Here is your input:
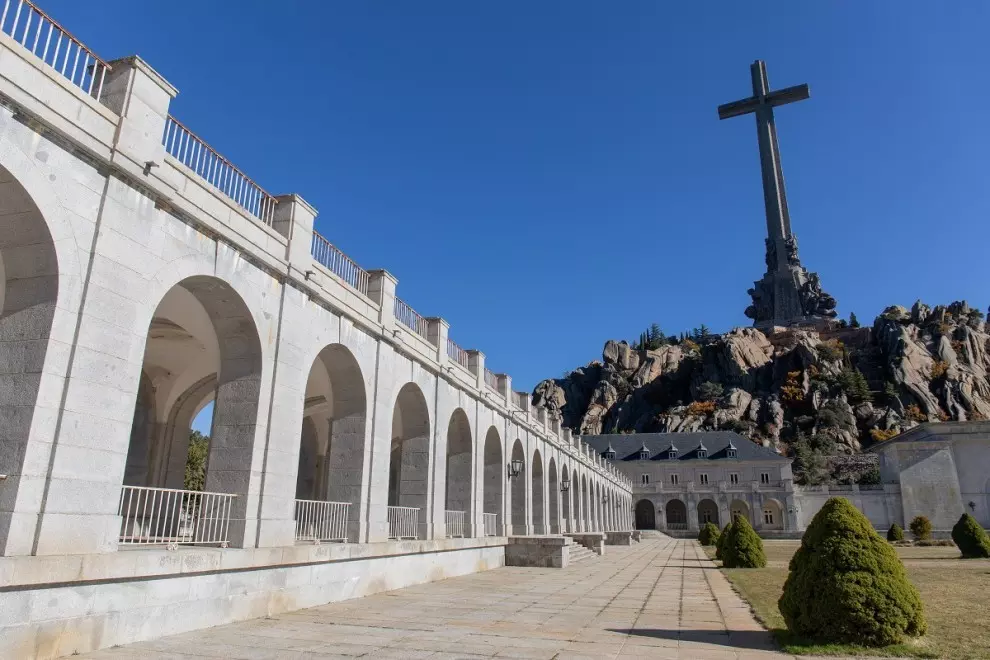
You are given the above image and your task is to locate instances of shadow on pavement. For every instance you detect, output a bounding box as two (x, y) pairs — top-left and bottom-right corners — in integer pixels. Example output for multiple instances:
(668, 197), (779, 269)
(610, 628), (777, 651)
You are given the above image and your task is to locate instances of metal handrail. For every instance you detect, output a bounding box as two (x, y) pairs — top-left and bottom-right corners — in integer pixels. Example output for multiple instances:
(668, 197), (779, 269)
(394, 297), (429, 338)
(311, 230), (370, 296)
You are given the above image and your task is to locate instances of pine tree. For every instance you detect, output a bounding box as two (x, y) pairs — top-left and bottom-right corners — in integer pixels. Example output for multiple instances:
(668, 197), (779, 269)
(849, 312), (860, 328)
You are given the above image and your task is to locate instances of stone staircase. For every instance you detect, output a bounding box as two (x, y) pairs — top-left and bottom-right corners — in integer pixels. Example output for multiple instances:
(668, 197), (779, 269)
(568, 543), (597, 565)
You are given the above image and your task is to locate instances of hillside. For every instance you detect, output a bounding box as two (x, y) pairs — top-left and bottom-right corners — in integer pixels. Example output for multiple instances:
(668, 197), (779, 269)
(531, 301), (990, 483)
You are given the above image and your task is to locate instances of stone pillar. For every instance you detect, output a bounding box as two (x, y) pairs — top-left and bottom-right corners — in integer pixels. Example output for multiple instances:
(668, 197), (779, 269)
(466, 350), (485, 391)
(498, 374), (512, 408)
(426, 317), (449, 366)
(103, 55), (178, 181)
(273, 194), (317, 273)
(367, 270), (398, 335)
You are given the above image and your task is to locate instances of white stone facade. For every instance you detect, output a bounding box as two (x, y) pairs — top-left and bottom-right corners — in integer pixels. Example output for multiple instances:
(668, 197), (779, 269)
(0, 12), (632, 658)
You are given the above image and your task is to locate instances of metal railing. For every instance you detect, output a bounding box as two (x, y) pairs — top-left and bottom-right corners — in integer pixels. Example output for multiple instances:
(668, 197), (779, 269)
(1, 0), (111, 102)
(666, 522), (688, 531)
(446, 337), (470, 370)
(484, 368), (499, 391)
(294, 499), (350, 543)
(311, 230), (370, 296)
(483, 512), (498, 536)
(445, 510), (467, 538)
(118, 485), (235, 548)
(163, 116), (277, 226)
(394, 297), (429, 338)
(387, 505), (419, 540)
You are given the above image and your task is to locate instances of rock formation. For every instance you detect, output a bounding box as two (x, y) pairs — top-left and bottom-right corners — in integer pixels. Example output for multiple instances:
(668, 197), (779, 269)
(532, 300), (990, 483)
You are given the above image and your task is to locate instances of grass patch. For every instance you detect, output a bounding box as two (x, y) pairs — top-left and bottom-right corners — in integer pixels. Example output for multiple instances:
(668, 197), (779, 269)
(715, 540), (990, 659)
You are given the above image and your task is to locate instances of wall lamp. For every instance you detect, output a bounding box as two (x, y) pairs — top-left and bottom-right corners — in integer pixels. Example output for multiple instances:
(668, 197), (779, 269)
(507, 458), (524, 479)
(560, 474), (570, 492)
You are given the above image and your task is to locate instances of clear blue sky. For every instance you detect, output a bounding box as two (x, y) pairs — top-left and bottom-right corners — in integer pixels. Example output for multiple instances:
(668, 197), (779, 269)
(45, 1), (990, 435)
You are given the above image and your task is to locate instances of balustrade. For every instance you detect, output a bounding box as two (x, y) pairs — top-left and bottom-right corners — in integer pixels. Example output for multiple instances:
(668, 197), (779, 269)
(484, 368), (499, 391)
(446, 337), (470, 370)
(394, 297), (429, 338)
(311, 230), (370, 295)
(118, 486), (235, 548)
(294, 499), (350, 543)
(387, 506), (419, 540)
(445, 510), (467, 538)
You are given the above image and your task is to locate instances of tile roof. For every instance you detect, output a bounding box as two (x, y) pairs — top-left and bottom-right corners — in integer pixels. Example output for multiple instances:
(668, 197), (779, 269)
(580, 432), (787, 462)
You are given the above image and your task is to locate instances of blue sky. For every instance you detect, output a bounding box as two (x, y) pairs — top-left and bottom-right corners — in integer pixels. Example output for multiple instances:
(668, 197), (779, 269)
(42, 2), (990, 432)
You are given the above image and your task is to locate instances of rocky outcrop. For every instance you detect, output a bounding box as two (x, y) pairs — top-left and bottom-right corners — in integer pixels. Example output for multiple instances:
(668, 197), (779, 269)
(533, 300), (990, 480)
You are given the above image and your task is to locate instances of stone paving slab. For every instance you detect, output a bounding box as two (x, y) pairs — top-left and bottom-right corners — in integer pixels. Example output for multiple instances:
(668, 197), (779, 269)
(80, 538), (806, 659)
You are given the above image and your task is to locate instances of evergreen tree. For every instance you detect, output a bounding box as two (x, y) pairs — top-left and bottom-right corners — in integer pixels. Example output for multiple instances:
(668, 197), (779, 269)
(849, 312), (860, 328)
(721, 515), (766, 568)
(887, 523), (904, 542)
(951, 513), (990, 558)
(184, 430), (210, 491)
(838, 368), (872, 403)
(698, 522), (720, 546)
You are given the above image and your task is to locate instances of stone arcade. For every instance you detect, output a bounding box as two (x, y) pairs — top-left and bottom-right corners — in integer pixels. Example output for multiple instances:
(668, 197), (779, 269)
(0, 6), (632, 657)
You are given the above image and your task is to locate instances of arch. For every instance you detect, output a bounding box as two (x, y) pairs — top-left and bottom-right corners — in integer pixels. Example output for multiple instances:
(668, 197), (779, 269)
(444, 408), (473, 537)
(665, 499), (687, 529)
(388, 382), (431, 539)
(482, 426), (503, 534)
(635, 499), (656, 530)
(762, 498), (783, 531)
(697, 498), (719, 527)
(560, 465), (571, 533)
(531, 448), (545, 534)
(730, 499), (751, 525)
(0, 166), (59, 550)
(581, 474), (590, 531)
(510, 440), (526, 534)
(123, 275), (264, 547)
(548, 457), (559, 534)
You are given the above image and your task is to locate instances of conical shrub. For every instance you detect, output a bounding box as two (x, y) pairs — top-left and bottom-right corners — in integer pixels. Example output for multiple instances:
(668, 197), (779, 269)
(721, 515), (766, 568)
(715, 520), (733, 561)
(698, 522), (720, 546)
(951, 513), (990, 558)
(779, 497), (926, 646)
(886, 523), (904, 542)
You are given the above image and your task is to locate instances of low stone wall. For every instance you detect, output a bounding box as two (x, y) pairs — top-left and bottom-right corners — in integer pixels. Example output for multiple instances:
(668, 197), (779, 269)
(565, 532), (606, 555)
(504, 536), (570, 568)
(0, 538), (506, 659)
(605, 531), (633, 546)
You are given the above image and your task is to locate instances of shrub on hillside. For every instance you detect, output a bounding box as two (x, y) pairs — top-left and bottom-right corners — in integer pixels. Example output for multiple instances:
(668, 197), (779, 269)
(951, 513), (990, 558)
(698, 522), (720, 546)
(715, 521), (733, 561)
(779, 498), (926, 646)
(686, 400), (717, 416)
(886, 523), (904, 542)
(721, 515), (766, 568)
(909, 515), (932, 541)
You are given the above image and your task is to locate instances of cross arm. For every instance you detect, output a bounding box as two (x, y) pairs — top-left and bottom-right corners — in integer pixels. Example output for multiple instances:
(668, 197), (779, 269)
(766, 83), (810, 108)
(717, 96), (759, 120)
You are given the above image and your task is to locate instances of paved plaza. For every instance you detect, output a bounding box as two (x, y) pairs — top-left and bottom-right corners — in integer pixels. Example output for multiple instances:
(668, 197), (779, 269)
(80, 537), (803, 660)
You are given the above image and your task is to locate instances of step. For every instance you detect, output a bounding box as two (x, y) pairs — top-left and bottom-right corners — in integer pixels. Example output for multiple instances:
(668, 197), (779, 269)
(568, 545), (597, 564)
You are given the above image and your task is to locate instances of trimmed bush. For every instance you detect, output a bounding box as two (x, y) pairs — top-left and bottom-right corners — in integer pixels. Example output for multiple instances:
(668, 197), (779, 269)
(715, 521), (733, 561)
(721, 515), (766, 568)
(698, 522), (720, 546)
(909, 515), (932, 541)
(886, 523), (904, 542)
(779, 498), (926, 646)
(951, 513), (990, 558)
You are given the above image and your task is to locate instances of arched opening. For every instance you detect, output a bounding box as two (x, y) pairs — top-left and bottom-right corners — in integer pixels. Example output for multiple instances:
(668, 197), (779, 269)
(730, 499), (751, 525)
(510, 440), (526, 534)
(482, 427), (502, 535)
(548, 458), (559, 534)
(0, 166), (59, 552)
(635, 499), (655, 530)
(295, 343), (367, 542)
(388, 382), (431, 539)
(561, 465), (571, 533)
(444, 408), (473, 538)
(581, 474), (590, 531)
(531, 449), (545, 534)
(762, 499), (783, 531)
(665, 499), (687, 530)
(697, 498), (719, 527)
(122, 276), (264, 548)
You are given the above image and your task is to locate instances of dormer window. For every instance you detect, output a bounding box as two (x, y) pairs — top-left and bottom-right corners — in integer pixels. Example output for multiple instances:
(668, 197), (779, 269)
(667, 449), (677, 460)
(604, 450), (616, 460)
(639, 449), (650, 460)
(697, 447), (708, 459)
(727, 447), (737, 458)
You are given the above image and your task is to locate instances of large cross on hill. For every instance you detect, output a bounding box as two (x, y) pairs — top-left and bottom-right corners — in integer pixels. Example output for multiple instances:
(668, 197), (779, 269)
(718, 60), (808, 274)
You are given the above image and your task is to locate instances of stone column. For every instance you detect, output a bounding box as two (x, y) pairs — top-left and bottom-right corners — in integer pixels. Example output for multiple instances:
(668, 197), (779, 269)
(367, 270), (398, 335)
(466, 349), (485, 391)
(426, 317), (449, 366)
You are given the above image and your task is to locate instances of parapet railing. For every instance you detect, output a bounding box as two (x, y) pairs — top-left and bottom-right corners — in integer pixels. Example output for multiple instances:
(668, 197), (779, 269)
(444, 510), (467, 538)
(387, 505), (419, 540)
(118, 485), (235, 548)
(483, 512), (498, 536)
(0, 0), (111, 102)
(483, 368), (498, 391)
(446, 337), (470, 371)
(163, 115), (278, 226)
(394, 297), (429, 339)
(294, 499), (350, 543)
(311, 230), (370, 296)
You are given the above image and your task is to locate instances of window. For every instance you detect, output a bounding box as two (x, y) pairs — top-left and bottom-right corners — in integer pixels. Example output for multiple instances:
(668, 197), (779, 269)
(697, 448), (708, 459)
(727, 447), (737, 458)
(699, 474), (709, 485)
(760, 472), (771, 485)
(604, 450), (615, 459)
(763, 508), (775, 525)
(729, 473), (739, 485)
(639, 450), (650, 460)
(641, 474), (650, 485)
(669, 473), (679, 485)
(667, 449), (677, 460)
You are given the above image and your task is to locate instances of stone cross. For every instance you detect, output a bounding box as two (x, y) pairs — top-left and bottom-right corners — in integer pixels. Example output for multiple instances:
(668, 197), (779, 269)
(718, 60), (809, 273)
